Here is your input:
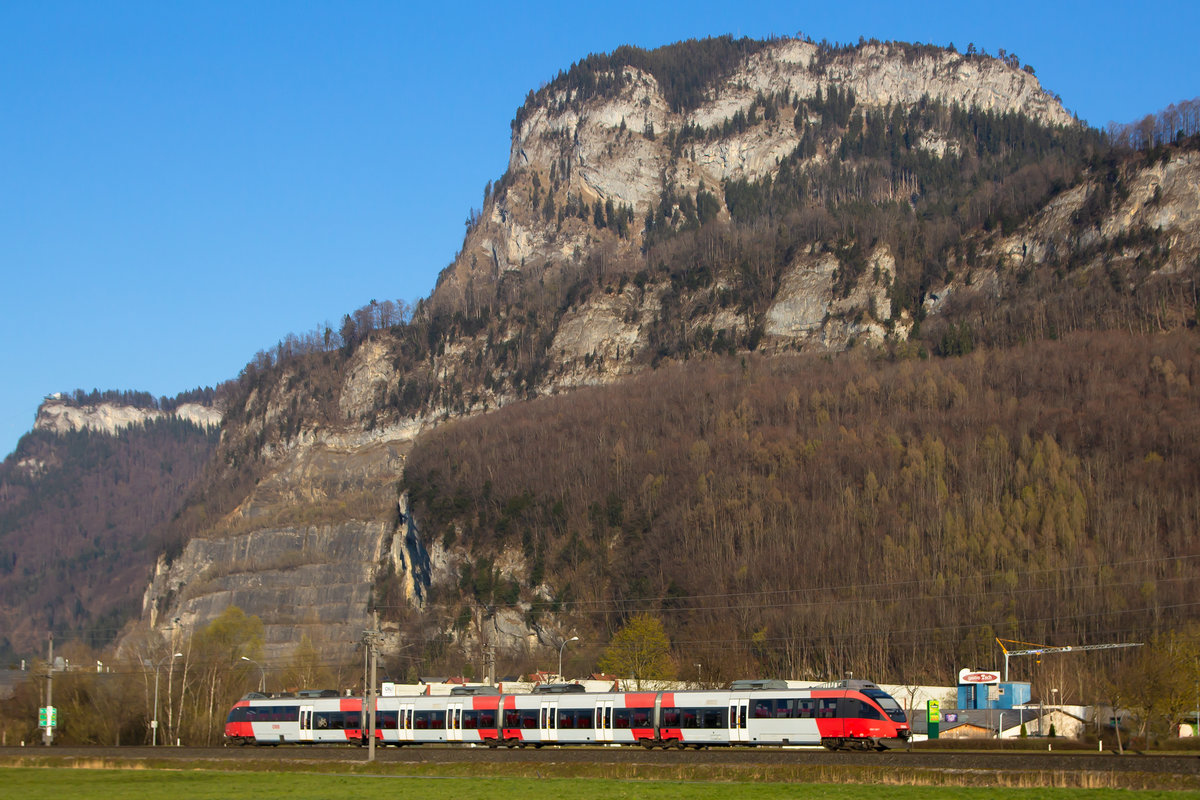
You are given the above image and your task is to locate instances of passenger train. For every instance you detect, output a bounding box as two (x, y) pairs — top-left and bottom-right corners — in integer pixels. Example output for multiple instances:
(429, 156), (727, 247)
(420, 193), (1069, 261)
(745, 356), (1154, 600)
(225, 679), (909, 751)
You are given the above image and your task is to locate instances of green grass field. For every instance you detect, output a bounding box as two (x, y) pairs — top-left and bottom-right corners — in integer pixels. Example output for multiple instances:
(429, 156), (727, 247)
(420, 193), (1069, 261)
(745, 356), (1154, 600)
(3, 770), (1199, 800)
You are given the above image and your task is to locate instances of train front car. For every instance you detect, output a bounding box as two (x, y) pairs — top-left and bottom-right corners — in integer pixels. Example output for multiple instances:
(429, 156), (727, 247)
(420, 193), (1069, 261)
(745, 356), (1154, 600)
(712, 679), (909, 750)
(817, 681), (910, 751)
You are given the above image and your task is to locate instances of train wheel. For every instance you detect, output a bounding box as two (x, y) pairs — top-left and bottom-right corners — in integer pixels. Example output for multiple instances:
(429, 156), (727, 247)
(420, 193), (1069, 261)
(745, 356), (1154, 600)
(821, 737), (843, 751)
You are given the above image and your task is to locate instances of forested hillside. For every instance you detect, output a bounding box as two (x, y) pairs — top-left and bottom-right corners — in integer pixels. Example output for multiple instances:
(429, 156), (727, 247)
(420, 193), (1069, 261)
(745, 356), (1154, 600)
(0, 419), (219, 661)
(399, 329), (1199, 689)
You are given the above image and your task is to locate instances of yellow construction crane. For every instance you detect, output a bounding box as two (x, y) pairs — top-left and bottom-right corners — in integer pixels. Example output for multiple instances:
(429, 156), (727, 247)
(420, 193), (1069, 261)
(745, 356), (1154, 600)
(995, 638), (1143, 681)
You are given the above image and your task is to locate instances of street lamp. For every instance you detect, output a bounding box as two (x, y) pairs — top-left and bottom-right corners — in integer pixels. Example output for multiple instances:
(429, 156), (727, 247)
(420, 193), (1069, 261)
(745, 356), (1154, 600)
(152, 653), (182, 746)
(241, 656), (266, 693)
(558, 636), (579, 681)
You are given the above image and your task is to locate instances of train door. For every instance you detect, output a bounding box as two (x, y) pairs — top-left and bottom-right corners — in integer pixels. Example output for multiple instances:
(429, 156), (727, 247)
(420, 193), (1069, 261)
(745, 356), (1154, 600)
(594, 700), (614, 743)
(729, 698), (749, 743)
(539, 701), (558, 743)
(447, 702), (464, 742)
(398, 703), (415, 742)
(298, 705), (314, 742)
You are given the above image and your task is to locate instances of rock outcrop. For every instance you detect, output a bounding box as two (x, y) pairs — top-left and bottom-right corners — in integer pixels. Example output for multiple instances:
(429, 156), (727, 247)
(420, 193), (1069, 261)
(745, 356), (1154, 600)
(35, 398), (222, 437)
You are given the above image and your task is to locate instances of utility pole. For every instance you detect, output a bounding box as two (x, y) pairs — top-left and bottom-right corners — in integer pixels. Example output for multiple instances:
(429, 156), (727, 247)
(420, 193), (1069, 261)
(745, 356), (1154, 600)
(484, 644), (496, 687)
(42, 633), (53, 746)
(362, 612), (380, 762)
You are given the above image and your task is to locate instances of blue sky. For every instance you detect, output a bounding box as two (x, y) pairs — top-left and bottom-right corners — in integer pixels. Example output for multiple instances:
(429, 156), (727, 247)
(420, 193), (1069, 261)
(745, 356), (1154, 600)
(2, 0), (1197, 459)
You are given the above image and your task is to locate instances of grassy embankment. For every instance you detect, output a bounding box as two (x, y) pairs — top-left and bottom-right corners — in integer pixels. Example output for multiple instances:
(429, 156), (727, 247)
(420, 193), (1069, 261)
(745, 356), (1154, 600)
(3, 769), (1200, 800)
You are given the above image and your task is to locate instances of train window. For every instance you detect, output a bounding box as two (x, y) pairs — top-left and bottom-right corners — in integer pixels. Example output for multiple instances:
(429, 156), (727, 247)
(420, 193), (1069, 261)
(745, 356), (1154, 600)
(797, 700), (815, 718)
(576, 711), (592, 728)
(558, 711), (574, 729)
(775, 699), (795, 718)
(462, 711), (479, 729)
(521, 710), (538, 729)
(702, 709), (725, 729)
(858, 703), (881, 720)
(862, 688), (908, 722)
(227, 707), (248, 723)
(504, 711), (520, 728)
(478, 711), (496, 728)
(666, 708), (703, 728)
(414, 711), (430, 730)
(614, 709), (631, 729)
(754, 702), (771, 718)
(837, 699), (860, 718)
(819, 699), (838, 718)
(377, 710), (398, 730)
(631, 708), (651, 727)
(265, 705), (298, 723)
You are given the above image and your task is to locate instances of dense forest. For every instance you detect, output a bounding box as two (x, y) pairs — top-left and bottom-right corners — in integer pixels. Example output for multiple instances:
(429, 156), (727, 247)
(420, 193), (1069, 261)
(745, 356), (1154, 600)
(398, 329), (1199, 693)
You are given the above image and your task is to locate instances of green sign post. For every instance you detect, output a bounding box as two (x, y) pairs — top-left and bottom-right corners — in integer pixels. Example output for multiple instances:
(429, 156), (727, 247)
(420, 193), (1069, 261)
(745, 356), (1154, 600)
(927, 699), (940, 740)
(38, 706), (57, 728)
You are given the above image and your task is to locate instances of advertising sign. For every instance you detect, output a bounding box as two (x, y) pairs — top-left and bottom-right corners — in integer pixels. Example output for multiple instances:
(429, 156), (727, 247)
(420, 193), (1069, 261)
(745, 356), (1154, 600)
(958, 668), (1001, 685)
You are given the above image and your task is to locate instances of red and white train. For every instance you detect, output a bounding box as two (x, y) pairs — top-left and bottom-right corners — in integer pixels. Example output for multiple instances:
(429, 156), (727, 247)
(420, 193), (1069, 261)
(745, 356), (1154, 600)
(225, 679), (909, 751)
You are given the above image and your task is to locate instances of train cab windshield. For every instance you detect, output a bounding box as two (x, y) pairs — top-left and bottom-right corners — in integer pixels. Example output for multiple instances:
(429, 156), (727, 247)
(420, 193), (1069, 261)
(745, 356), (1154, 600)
(862, 688), (907, 723)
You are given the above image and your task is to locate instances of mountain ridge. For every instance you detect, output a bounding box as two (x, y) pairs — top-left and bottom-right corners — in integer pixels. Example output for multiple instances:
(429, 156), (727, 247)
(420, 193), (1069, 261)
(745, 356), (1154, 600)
(2, 36), (1197, 691)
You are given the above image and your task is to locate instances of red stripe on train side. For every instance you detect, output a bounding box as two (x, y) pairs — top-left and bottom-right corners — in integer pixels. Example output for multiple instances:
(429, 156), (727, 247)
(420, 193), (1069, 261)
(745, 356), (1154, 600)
(623, 692), (658, 707)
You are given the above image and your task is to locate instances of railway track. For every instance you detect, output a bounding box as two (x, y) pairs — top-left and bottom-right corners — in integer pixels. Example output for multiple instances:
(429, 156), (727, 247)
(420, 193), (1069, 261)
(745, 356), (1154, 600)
(3, 744), (1198, 781)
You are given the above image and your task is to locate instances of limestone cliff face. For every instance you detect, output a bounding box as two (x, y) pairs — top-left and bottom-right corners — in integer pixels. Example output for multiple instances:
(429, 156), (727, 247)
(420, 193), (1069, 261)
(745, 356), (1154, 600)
(138, 418), (431, 662)
(143, 522), (386, 662)
(35, 398), (222, 437)
(926, 150), (1200, 318)
(439, 40), (1069, 304)
(429, 39), (1070, 390)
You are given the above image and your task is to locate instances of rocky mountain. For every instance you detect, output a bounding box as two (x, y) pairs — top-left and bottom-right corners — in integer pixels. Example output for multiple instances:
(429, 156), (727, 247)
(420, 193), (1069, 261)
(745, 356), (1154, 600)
(5, 36), (1198, 687)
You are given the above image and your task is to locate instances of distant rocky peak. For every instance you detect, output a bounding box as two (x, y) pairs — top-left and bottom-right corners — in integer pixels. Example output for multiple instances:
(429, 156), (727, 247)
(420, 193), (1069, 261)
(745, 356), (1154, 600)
(35, 396), (222, 438)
